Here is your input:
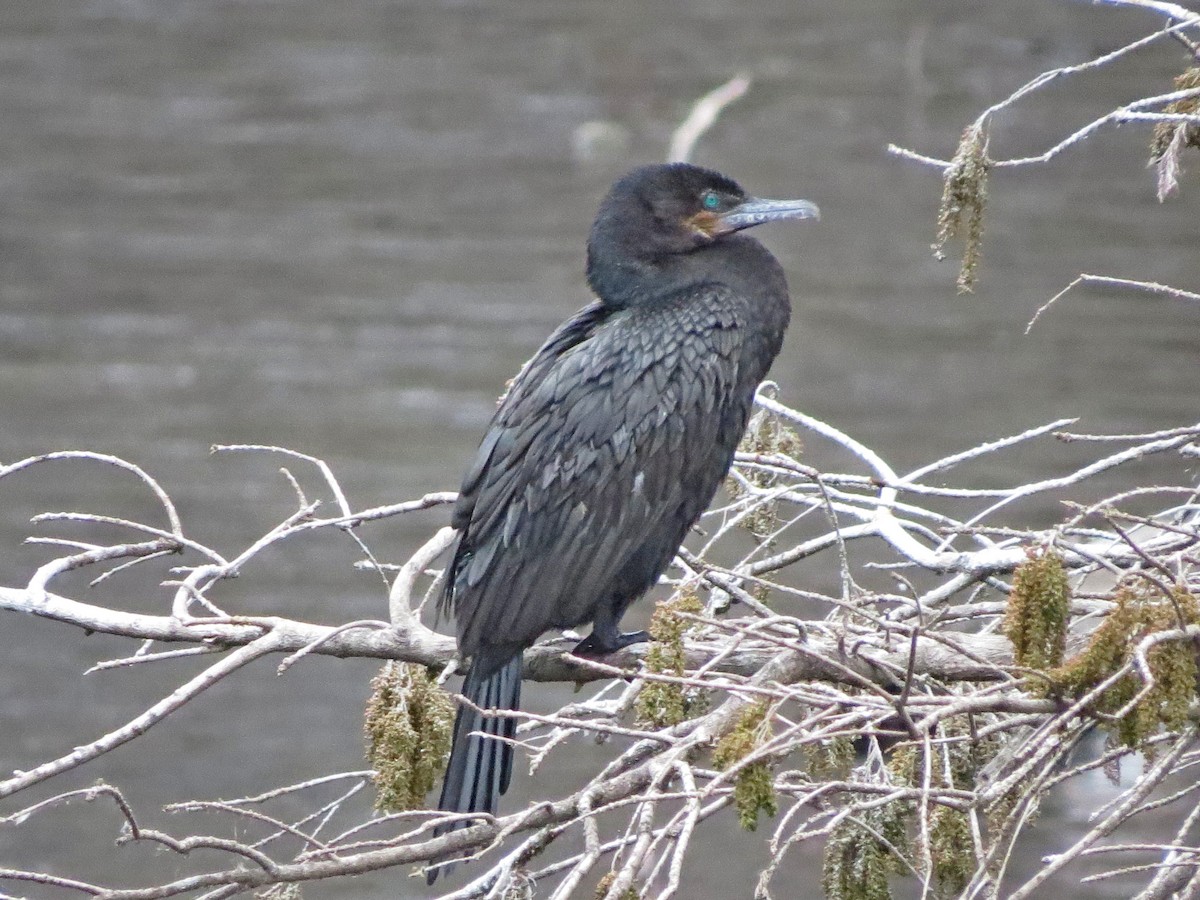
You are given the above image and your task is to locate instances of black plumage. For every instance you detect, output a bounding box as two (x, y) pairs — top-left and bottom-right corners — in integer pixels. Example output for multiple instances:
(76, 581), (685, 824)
(430, 163), (818, 877)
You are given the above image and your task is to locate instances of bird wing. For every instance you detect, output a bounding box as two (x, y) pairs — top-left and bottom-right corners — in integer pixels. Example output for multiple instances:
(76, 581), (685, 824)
(445, 287), (754, 656)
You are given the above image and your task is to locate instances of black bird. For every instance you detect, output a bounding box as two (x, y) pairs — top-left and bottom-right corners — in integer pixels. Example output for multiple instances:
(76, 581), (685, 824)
(431, 163), (817, 875)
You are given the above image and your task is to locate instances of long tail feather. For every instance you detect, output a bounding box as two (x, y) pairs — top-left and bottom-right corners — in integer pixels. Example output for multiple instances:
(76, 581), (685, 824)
(427, 649), (521, 884)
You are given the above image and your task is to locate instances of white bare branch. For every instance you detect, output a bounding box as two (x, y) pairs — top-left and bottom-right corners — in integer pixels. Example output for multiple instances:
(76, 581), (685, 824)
(6, 399), (1191, 897)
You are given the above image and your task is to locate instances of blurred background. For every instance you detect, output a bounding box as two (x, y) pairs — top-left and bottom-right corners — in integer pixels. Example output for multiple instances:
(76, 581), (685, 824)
(0, 0), (1197, 896)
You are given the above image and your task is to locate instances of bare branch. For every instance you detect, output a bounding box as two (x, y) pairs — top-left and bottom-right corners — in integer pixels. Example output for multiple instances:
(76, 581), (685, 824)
(1, 394), (1197, 899)
(667, 74), (752, 164)
(1028, 273), (1200, 332)
(0, 634), (283, 800)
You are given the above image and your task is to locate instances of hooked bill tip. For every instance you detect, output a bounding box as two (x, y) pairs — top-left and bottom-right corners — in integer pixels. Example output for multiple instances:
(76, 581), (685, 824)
(718, 197), (820, 231)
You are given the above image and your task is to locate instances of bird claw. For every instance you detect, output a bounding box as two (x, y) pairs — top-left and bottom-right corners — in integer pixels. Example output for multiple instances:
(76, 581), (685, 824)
(571, 629), (651, 657)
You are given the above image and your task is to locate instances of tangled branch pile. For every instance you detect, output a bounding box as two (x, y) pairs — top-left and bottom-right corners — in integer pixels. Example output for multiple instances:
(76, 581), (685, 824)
(1, 407), (1197, 900)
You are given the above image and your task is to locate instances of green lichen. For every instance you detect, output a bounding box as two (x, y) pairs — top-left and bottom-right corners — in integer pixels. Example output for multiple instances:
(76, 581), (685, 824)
(929, 804), (972, 896)
(726, 405), (803, 546)
(926, 721), (982, 897)
(1045, 584), (1199, 756)
(593, 873), (639, 900)
(1003, 549), (1071, 672)
(1149, 67), (1200, 200)
(712, 700), (778, 831)
(1150, 66), (1200, 157)
(933, 123), (990, 294)
(822, 801), (912, 900)
(885, 717), (999, 897)
(635, 591), (706, 728)
(364, 661), (454, 812)
(806, 735), (856, 782)
(886, 743), (919, 785)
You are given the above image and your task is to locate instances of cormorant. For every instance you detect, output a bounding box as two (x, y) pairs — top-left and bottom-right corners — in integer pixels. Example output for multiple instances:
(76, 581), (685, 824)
(430, 163), (818, 877)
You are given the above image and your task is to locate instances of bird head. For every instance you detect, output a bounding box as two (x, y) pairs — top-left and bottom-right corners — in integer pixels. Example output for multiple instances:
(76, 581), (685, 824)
(586, 163), (818, 304)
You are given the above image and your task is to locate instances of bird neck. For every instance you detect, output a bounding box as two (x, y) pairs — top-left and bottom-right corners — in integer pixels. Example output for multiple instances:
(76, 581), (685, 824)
(585, 256), (661, 309)
(586, 235), (783, 311)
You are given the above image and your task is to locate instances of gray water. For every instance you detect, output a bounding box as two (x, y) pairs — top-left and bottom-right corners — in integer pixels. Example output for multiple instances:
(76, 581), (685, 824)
(1, 1), (1197, 897)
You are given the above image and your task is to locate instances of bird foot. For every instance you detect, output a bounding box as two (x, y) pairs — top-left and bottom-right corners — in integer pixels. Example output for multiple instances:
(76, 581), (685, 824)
(572, 629), (651, 657)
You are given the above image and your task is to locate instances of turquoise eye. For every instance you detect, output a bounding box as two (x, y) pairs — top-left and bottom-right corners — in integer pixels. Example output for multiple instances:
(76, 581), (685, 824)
(701, 191), (721, 210)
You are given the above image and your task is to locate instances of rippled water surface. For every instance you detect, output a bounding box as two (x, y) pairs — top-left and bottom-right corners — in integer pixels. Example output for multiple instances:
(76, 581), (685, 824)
(1, 2), (1197, 896)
